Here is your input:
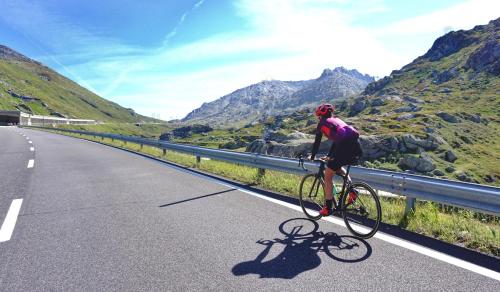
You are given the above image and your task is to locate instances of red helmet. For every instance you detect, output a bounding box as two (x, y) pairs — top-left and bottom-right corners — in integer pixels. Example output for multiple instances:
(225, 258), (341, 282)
(315, 103), (334, 117)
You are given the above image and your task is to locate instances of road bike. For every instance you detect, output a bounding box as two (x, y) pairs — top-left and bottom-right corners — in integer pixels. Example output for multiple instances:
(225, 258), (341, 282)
(298, 158), (381, 239)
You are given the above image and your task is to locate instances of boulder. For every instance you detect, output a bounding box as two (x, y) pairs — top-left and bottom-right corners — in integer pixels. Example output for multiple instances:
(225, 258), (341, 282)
(359, 135), (400, 159)
(398, 155), (436, 173)
(433, 169), (445, 176)
(394, 104), (422, 113)
(396, 113), (416, 121)
(457, 172), (473, 183)
(402, 134), (444, 151)
(403, 96), (424, 104)
(445, 150), (457, 162)
(432, 68), (459, 84)
(436, 112), (459, 123)
(349, 99), (367, 116)
(370, 98), (386, 107)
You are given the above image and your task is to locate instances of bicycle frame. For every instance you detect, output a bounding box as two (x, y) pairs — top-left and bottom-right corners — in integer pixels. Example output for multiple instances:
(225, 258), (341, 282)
(312, 160), (352, 212)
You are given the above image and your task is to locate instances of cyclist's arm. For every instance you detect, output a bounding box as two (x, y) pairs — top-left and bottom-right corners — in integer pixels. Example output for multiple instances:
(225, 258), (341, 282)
(327, 140), (336, 157)
(310, 126), (322, 160)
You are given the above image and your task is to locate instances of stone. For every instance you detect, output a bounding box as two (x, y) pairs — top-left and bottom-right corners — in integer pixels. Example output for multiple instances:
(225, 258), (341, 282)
(457, 172), (473, 183)
(484, 175), (496, 183)
(436, 112), (459, 123)
(445, 150), (457, 162)
(369, 108), (381, 114)
(398, 155), (436, 173)
(432, 68), (459, 84)
(403, 96), (424, 104)
(445, 166), (456, 173)
(396, 113), (415, 121)
(349, 99), (367, 116)
(425, 127), (435, 133)
(439, 88), (452, 94)
(433, 169), (445, 176)
(370, 98), (386, 107)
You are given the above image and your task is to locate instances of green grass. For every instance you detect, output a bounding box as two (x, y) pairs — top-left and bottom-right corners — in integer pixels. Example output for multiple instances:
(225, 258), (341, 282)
(49, 129), (500, 257)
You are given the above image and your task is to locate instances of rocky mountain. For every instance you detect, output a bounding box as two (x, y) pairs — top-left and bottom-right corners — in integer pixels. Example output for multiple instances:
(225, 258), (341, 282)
(323, 18), (499, 184)
(182, 67), (374, 127)
(0, 44), (154, 122)
(173, 18), (499, 185)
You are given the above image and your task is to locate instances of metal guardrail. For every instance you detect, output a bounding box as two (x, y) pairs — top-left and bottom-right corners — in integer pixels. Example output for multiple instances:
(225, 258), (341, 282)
(27, 126), (500, 216)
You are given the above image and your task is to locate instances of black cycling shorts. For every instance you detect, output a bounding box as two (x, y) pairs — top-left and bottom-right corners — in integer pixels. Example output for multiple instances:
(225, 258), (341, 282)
(327, 137), (362, 170)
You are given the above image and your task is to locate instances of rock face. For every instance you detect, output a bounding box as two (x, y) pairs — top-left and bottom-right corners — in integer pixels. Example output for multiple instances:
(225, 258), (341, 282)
(465, 38), (500, 75)
(422, 30), (478, 61)
(182, 67), (374, 126)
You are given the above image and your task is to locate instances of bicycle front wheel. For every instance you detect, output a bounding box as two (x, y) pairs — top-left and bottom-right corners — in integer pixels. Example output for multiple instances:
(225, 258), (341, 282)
(299, 174), (325, 221)
(341, 182), (381, 239)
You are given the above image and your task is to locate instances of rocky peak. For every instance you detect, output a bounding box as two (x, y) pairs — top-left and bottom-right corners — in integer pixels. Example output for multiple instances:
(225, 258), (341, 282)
(320, 67), (374, 83)
(422, 30), (479, 62)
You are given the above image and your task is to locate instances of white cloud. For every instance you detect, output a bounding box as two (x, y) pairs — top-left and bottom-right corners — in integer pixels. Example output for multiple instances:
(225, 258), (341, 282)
(4, 0), (498, 120)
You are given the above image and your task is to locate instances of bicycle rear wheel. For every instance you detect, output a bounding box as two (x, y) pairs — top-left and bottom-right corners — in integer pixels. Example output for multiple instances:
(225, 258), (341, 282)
(341, 182), (381, 239)
(299, 174), (325, 220)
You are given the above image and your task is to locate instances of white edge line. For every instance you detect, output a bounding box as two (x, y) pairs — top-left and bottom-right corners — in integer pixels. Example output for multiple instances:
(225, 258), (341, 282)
(156, 159), (500, 281)
(0, 199), (23, 242)
(27, 159), (34, 168)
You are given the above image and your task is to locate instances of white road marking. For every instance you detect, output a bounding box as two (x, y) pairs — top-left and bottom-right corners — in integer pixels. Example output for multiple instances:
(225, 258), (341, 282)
(0, 199), (23, 242)
(157, 159), (500, 281)
(30, 147), (34, 151)
(25, 137), (29, 140)
(28, 141), (32, 144)
(27, 159), (34, 168)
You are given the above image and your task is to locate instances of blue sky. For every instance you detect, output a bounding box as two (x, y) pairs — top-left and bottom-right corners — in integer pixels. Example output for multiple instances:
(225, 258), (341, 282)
(0, 0), (498, 120)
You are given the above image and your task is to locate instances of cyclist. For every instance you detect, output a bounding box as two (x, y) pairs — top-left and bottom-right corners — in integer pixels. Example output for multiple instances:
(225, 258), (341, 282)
(308, 103), (362, 216)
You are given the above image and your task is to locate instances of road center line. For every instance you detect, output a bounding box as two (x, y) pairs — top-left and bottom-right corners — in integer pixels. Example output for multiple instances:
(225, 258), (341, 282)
(27, 159), (34, 168)
(30, 147), (34, 151)
(28, 141), (32, 144)
(0, 199), (23, 242)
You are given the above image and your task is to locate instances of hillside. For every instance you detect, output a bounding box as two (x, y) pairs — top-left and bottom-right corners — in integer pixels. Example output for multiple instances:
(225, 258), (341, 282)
(170, 18), (499, 186)
(0, 45), (154, 123)
(182, 67), (374, 127)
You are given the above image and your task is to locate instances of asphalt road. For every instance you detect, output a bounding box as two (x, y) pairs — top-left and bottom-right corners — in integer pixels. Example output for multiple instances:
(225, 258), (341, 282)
(0, 127), (498, 291)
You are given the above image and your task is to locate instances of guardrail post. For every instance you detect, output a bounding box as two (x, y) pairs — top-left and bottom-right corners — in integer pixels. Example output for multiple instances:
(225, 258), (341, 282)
(196, 156), (201, 165)
(140, 144), (143, 150)
(405, 196), (416, 216)
(257, 168), (266, 181)
(163, 149), (167, 156)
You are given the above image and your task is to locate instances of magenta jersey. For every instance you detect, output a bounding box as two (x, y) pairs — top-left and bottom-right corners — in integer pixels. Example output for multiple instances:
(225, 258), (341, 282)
(318, 117), (358, 142)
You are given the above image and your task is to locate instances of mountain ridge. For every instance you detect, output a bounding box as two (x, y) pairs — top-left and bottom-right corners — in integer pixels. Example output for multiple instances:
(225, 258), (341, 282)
(182, 67), (374, 127)
(0, 45), (154, 123)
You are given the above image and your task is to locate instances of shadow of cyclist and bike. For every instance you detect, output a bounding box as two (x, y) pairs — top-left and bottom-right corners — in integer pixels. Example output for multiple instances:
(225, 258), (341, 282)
(232, 218), (372, 279)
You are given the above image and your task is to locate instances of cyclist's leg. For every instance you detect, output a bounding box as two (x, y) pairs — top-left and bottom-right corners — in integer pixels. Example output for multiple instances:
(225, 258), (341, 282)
(324, 166), (335, 201)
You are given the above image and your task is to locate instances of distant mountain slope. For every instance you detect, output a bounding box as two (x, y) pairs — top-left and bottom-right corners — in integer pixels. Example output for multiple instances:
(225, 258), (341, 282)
(337, 17), (499, 184)
(182, 67), (374, 127)
(0, 45), (153, 122)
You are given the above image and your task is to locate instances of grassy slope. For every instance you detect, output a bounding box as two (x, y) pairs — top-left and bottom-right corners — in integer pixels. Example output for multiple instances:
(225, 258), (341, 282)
(0, 57), (154, 123)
